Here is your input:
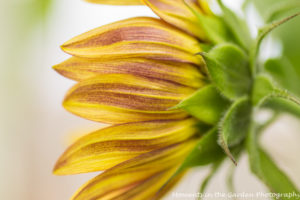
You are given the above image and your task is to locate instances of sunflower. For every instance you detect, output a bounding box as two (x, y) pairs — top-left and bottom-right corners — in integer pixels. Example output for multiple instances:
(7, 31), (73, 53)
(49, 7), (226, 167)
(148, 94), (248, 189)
(53, 1), (228, 199)
(53, 0), (300, 198)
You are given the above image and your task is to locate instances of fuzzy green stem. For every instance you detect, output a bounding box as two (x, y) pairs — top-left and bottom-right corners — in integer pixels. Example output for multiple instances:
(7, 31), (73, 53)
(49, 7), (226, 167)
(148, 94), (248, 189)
(273, 89), (300, 107)
(250, 12), (300, 75)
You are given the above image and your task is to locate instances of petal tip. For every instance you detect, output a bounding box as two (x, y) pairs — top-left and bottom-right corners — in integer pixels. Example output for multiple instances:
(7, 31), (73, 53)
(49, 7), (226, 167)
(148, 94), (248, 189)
(52, 159), (66, 176)
(52, 64), (62, 73)
(60, 44), (72, 54)
(52, 63), (70, 79)
(62, 99), (72, 110)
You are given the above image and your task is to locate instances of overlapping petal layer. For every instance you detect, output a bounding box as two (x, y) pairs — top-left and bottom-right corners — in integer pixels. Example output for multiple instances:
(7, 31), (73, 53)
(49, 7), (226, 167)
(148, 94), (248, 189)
(63, 74), (196, 123)
(85, 0), (143, 5)
(61, 17), (202, 64)
(53, 2), (212, 199)
(53, 57), (204, 88)
(70, 140), (196, 200)
(142, 0), (210, 40)
(53, 118), (198, 175)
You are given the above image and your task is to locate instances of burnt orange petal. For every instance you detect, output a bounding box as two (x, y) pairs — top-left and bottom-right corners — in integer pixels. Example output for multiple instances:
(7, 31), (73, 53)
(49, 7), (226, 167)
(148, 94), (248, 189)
(53, 118), (198, 175)
(53, 57), (204, 88)
(70, 140), (197, 200)
(63, 74), (195, 123)
(61, 17), (202, 65)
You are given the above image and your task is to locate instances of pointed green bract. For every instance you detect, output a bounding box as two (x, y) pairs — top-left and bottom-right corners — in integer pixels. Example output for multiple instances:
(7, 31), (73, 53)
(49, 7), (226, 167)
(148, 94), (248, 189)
(196, 15), (231, 44)
(201, 44), (251, 100)
(180, 128), (225, 169)
(183, 1), (230, 44)
(219, 97), (252, 164)
(174, 85), (229, 124)
(168, 128), (224, 179)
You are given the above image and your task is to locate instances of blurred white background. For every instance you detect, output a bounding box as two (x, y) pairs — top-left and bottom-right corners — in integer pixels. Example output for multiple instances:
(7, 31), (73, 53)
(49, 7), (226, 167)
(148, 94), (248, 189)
(0, 0), (299, 199)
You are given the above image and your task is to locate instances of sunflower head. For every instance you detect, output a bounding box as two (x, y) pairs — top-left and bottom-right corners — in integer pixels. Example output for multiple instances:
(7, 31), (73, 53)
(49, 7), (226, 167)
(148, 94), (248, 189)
(53, 0), (300, 199)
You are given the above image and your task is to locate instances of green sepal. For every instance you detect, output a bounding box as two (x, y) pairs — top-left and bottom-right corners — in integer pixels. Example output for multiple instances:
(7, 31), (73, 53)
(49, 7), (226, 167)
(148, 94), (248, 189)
(196, 15), (231, 44)
(180, 128), (225, 169)
(174, 85), (230, 124)
(201, 43), (251, 100)
(219, 97), (252, 164)
(216, 0), (252, 50)
(183, 1), (231, 44)
(199, 43), (214, 52)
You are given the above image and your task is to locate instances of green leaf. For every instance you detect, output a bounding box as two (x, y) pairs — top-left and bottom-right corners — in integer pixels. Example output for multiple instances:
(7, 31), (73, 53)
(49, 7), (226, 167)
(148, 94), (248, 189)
(259, 149), (299, 195)
(219, 97), (252, 164)
(201, 44), (251, 100)
(174, 85), (230, 124)
(216, 0), (252, 50)
(247, 123), (299, 196)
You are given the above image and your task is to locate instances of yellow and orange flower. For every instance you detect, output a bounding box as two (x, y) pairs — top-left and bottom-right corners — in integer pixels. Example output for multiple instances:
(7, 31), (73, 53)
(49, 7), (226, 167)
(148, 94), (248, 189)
(54, 0), (215, 199)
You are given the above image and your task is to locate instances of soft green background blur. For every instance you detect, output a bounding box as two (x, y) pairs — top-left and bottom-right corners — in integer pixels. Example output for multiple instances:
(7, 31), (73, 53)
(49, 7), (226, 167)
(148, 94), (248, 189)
(0, 0), (299, 199)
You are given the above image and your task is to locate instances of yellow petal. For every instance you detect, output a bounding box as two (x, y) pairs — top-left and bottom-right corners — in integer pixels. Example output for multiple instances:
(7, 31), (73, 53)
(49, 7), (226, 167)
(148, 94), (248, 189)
(85, 0), (143, 5)
(61, 17), (202, 64)
(70, 140), (196, 200)
(63, 74), (194, 123)
(143, 0), (209, 40)
(53, 118), (198, 175)
(53, 57), (204, 88)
